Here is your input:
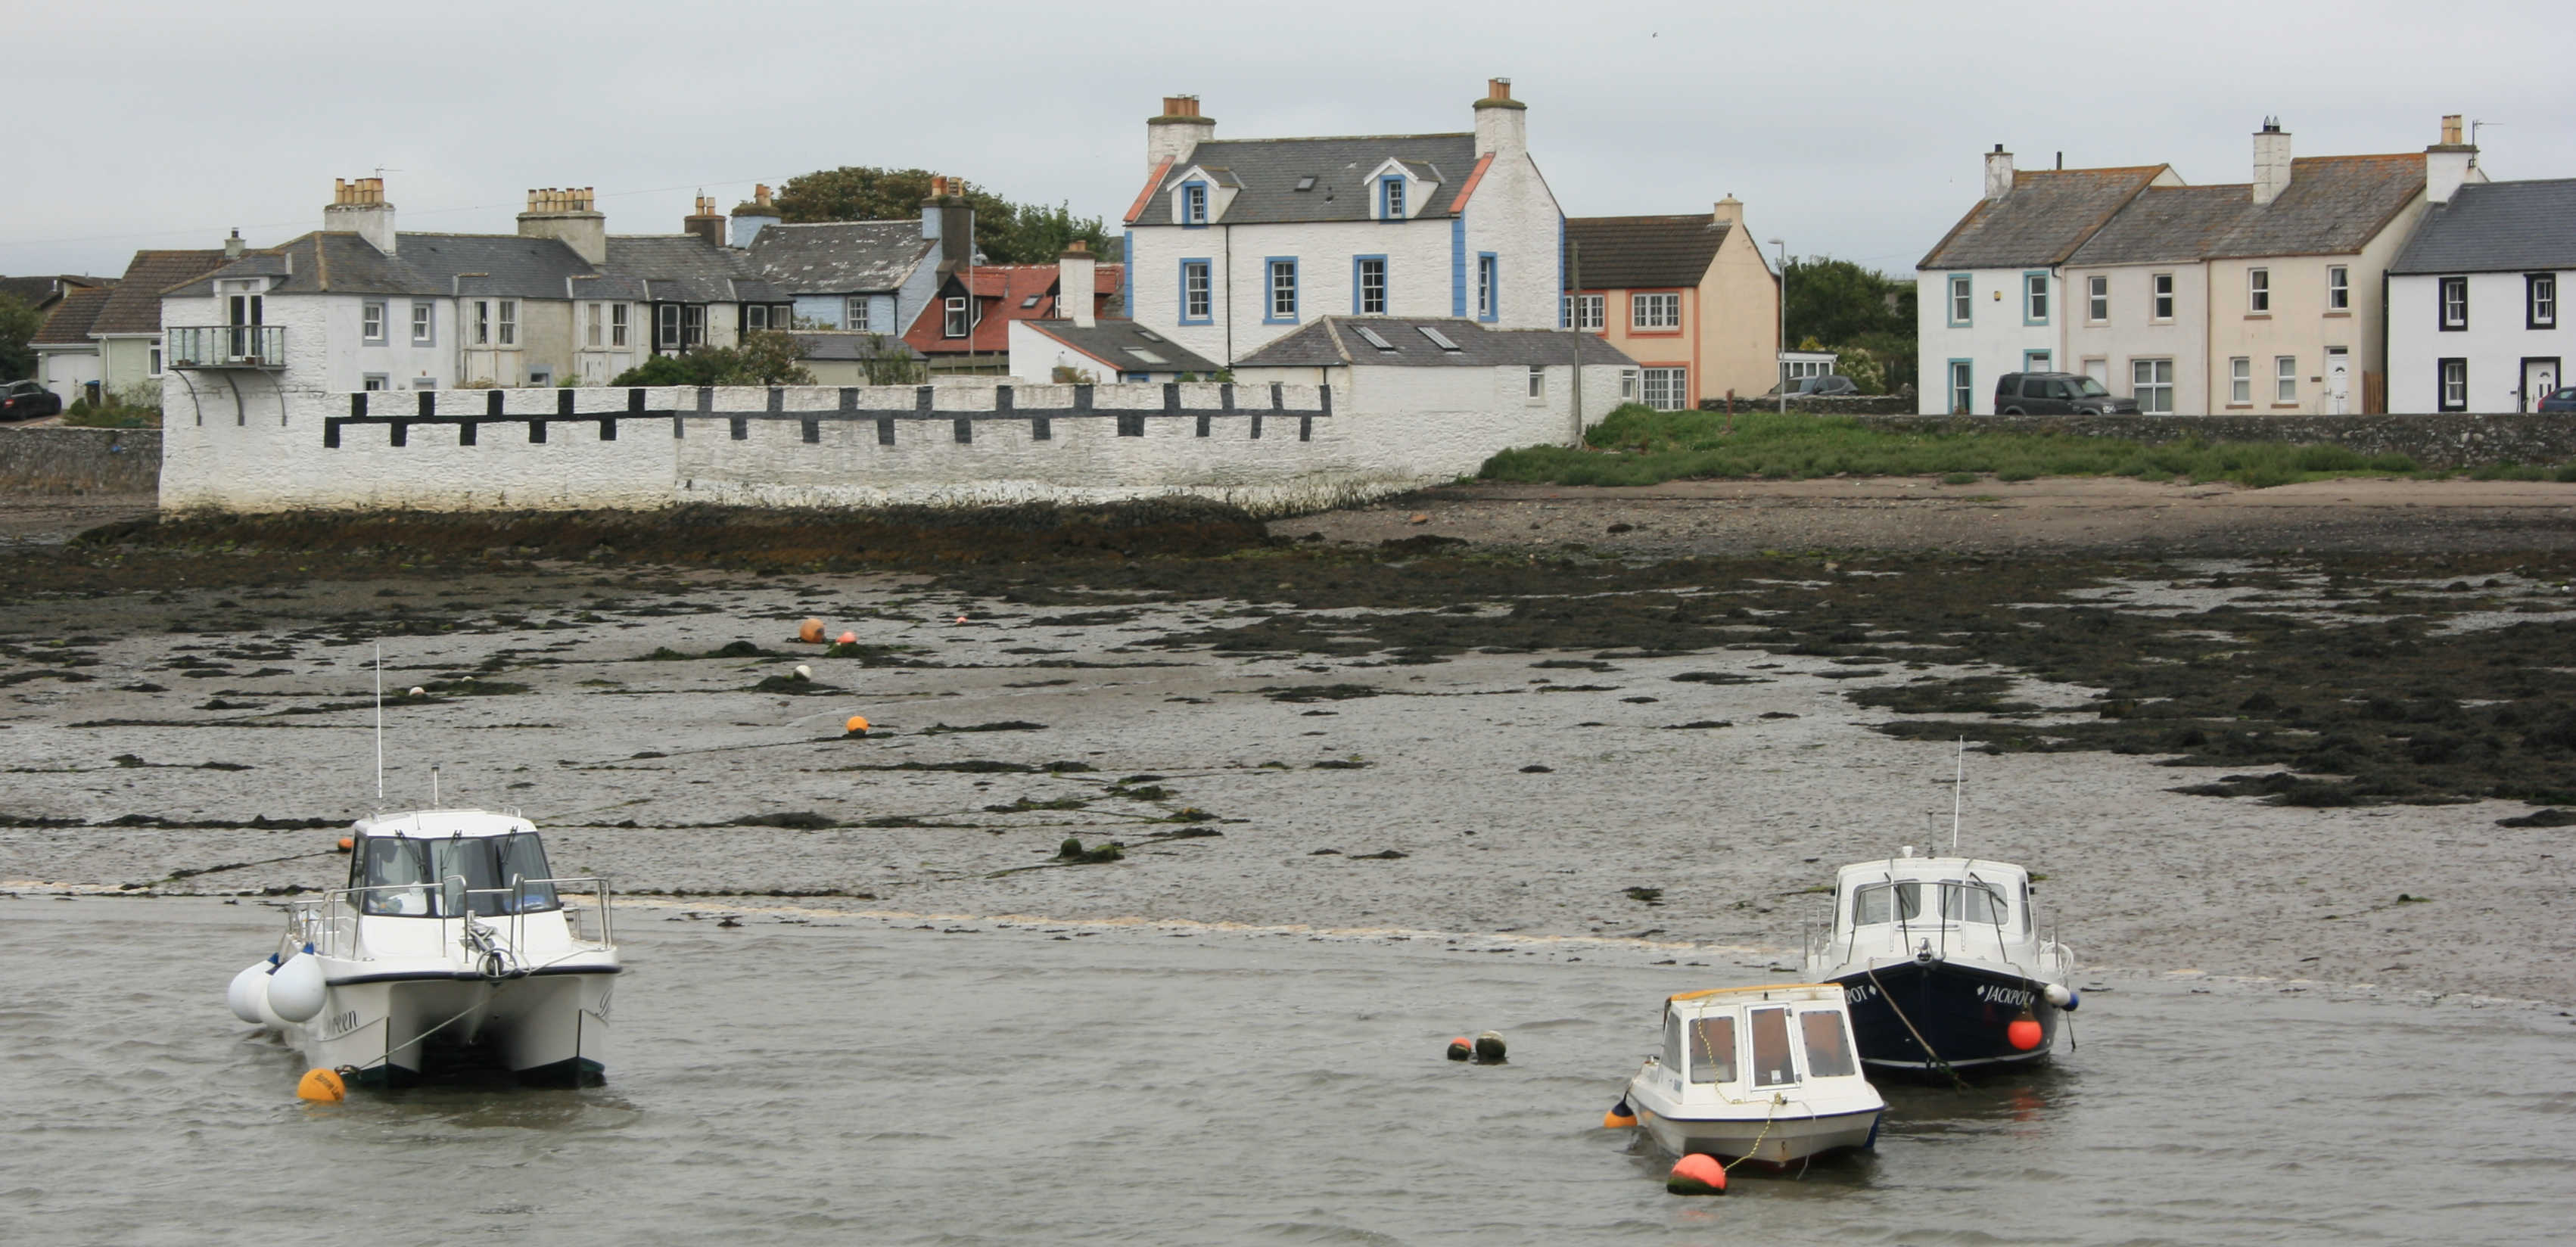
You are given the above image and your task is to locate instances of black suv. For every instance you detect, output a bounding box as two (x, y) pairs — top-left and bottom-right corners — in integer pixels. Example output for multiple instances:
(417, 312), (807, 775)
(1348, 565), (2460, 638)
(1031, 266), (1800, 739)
(1994, 372), (2136, 415)
(1, 379), (64, 421)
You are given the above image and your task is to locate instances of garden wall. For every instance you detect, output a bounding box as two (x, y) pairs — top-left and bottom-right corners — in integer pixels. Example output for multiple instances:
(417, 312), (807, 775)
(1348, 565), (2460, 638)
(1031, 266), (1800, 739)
(1851, 412), (2576, 468)
(0, 427), (162, 495)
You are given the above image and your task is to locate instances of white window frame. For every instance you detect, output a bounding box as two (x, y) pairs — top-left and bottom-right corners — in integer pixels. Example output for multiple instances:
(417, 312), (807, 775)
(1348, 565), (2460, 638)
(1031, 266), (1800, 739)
(2131, 358), (2174, 415)
(2229, 356), (2251, 405)
(2024, 272), (2049, 323)
(2440, 358), (2467, 411)
(2086, 275), (2108, 323)
(1268, 259), (1298, 321)
(1358, 258), (1387, 315)
(610, 303), (628, 347)
(584, 302), (603, 348)
(496, 300), (517, 347)
(2327, 266), (2350, 311)
(944, 296), (969, 338)
(1380, 178), (1405, 220)
(1619, 368), (1638, 400)
(680, 304), (705, 348)
(2275, 355), (2297, 403)
(2151, 272), (2175, 322)
(1182, 261), (1212, 322)
(362, 301), (385, 344)
(148, 346), (163, 377)
(1476, 254), (1498, 319)
(2248, 268), (2270, 314)
(1948, 274), (1972, 325)
(473, 300), (491, 346)
(1639, 366), (1686, 411)
(410, 301), (434, 346)
(1949, 360), (1973, 414)
(1564, 293), (1604, 331)
(1632, 292), (1681, 331)
(657, 303), (680, 349)
(2441, 276), (2468, 330)
(846, 297), (871, 332)
(2528, 274), (2556, 330)
(1182, 183), (1207, 225)
(1526, 365), (1545, 400)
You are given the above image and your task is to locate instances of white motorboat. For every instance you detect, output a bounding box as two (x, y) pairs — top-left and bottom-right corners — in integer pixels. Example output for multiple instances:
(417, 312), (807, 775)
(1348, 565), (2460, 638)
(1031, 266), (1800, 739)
(227, 809), (620, 1087)
(1614, 984), (1886, 1165)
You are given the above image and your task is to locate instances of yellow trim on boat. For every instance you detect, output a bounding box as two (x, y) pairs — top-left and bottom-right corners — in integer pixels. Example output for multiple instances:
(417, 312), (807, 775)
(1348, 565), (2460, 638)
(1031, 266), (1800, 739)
(1666, 984), (1839, 1003)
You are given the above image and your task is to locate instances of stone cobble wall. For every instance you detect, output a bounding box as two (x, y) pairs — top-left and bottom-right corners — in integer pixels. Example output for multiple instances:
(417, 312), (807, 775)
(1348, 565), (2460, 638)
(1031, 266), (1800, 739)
(0, 427), (163, 495)
(1851, 413), (2576, 468)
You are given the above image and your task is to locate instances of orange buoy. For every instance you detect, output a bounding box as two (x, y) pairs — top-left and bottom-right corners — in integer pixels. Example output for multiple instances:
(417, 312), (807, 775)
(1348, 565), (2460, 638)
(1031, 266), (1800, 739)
(1666, 1152), (1727, 1196)
(2008, 1015), (2044, 1051)
(296, 1068), (346, 1102)
(1603, 1098), (1638, 1130)
(836, 630), (857, 645)
(334, 837), (353, 853)
(843, 716), (870, 736)
(798, 618), (826, 643)
(1445, 1036), (1472, 1062)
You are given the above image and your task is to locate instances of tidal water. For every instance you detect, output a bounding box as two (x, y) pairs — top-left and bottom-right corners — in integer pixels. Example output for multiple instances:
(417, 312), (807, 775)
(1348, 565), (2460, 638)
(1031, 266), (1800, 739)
(8, 896), (2571, 1245)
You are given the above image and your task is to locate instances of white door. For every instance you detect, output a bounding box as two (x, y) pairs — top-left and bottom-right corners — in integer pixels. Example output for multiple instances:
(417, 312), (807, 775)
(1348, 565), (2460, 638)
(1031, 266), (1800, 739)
(2083, 358), (2109, 388)
(2525, 359), (2559, 412)
(2326, 348), (2350, 415)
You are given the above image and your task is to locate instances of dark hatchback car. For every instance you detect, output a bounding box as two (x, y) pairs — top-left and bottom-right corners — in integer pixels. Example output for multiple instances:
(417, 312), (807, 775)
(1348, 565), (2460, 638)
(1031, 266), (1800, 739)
(1995, 372), (2138, 415)
(1, 379), (64, 421)
(2540, 387), (2576, 413)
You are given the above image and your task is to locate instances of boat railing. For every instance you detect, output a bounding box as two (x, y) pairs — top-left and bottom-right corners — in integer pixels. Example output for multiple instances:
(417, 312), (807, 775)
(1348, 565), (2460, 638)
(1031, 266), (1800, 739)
(283, 876), (614, 963)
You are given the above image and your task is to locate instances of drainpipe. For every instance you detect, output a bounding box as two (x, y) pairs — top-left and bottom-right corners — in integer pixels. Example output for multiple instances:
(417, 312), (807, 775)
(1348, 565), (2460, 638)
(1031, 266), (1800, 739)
(1221, 225), (1234, 367)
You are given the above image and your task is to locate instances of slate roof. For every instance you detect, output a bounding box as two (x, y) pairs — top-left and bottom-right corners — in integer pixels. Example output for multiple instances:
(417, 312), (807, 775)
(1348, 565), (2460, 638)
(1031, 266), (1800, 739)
(748, 221), (937, 294)
(2206, 154), (2425, 258)
(0, 274), (113, 309)
(30, 286), (111, 345)
(1019, 320), (1221, 375)
(1234, 317), (1635, 369)
(2388, 177), (2576, 275)
(1918, 166), (2168, 270)
(1140, 134), (1482, 225)
(169, 232), (779, 305)
(2066, 185), (2259, 266)
(1565, 215), (1738, 289)
(602, 235), (779, 303)
(91, 250), (228, 334)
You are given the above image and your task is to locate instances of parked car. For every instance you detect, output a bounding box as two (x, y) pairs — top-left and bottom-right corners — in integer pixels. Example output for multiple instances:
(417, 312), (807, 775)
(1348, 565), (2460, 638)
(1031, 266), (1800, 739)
(1765, 375), (1860, 398)
(1, 379), (64, 421)
(2539, 387), (2576, 413)
(1994, 372), (2139, 415)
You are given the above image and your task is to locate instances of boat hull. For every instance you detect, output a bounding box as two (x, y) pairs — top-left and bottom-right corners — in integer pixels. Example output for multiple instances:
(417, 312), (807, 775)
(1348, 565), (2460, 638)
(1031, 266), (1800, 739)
(1829, 958), (2056, 1074)
(285, 968), (615, 1086)
(1634, 1098), (1881, 1165)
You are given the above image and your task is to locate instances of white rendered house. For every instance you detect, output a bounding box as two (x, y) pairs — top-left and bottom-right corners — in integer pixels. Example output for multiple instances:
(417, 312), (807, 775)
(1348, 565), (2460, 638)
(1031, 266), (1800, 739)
(2388, 176), (2570, 412)
(1121, 79), (1564, 370)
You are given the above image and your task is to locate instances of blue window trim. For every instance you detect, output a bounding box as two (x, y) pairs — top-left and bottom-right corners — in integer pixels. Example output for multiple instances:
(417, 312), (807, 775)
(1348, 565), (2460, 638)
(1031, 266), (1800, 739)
(2021, 269), (2050, 327)
(1178, 258), (1214, 326)
(1379, 176), (1405, 222)
(1263, 256), (1300, 325)
(1946, 357), (1975, 414)
(1121, 230), (1133, 315)
(1476, 253), (1499, 322)
(1555, 216), (1567, 328)
(1946, 272), (1972, 328)
(1449, 217), (1467, 318)
(1352, 254), (1389, 315)
(1181, 181), (1209, 228)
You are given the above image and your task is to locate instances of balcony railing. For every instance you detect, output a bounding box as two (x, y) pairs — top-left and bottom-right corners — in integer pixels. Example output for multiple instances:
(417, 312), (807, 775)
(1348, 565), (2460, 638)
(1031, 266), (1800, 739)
(167, 325), (286, 369)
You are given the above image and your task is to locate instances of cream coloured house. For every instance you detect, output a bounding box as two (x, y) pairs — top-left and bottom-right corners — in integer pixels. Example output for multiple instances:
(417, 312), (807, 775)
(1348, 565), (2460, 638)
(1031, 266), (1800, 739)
(1563, 197), (1780, 409)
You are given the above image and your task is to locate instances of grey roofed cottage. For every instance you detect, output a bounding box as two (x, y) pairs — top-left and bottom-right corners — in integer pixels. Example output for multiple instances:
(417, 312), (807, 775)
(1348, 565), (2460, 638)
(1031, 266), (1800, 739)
(1564, 213), (1735, 290)
(1235, 316), (1632, 369)
(2388, 177), (2576, 274)
(1148, 134), (1482, 225)
(749, 221), (938, 294)
(1012, 319), (1221, 381)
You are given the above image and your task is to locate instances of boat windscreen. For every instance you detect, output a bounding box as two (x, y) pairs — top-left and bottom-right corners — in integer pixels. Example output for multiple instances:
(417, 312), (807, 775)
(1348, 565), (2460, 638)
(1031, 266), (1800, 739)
(1749, 1006), (1797, 1087)
(1798, 1009), (1858, 1078)
(1940, 880), (2009, 925)
(1687, 1015), (1738, 1084)
(1853, 881), (1924, 925)
(356, 833), (559, 916)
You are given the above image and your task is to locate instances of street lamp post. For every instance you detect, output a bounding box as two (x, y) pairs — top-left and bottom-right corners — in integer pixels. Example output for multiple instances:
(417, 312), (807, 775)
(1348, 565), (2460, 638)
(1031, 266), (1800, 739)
(1769, 238), (1787, 415)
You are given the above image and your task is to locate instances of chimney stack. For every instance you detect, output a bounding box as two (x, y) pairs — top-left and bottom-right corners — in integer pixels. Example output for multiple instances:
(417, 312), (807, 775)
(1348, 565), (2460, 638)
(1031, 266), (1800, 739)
(2426, 113), (2478, 205)
(1983, 145), (2015, 201)
(323, 176), (397, 255)
(1473, 76), (1527, 162)
(730, 182), (781, 247)
(1711, 194), (1742, 227)
(1059, 240), (1097, 328)
(2251, 118), (2293, 207)
(223, 229), (244, 260)
(517, 186), (606, 264)
(922, 176), (972, 267)
(683, 194), (726, 249)
(1147, 94), (1215, 173)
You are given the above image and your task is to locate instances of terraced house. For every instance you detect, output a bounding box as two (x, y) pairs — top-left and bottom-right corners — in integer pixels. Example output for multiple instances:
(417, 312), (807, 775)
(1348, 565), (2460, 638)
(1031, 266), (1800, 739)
(2385, 172), (2569, 413)
(1121, 79), (1565, 369)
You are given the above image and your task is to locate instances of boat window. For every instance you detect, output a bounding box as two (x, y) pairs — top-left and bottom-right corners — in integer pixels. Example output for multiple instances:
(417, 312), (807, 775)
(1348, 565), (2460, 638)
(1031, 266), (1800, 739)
(1853, 882), (1924, 925)
(1749, 1006), (1797, 1087)
(1798, 1009), (1859, 1078)
(356, 833), (558, 916)
(1662, 1012), (1686, 1072)
(1942, 880), (2009, 925)
(2022, 879), (2034, 934)
(1687, 1015), (1738, 1084)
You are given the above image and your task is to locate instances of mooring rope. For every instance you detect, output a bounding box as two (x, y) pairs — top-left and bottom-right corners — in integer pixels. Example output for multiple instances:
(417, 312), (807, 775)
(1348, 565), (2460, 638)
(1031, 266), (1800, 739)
(1864, 962), (1970, 1092)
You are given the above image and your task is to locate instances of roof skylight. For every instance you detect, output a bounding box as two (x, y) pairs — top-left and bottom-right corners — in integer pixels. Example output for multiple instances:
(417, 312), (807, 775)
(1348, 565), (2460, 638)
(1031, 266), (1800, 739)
(1417, 326), (1462, 351)
(1353, 326), (1398, 352)
(1295, 176), (1317, 191)
(1125, 348), (1168, 363)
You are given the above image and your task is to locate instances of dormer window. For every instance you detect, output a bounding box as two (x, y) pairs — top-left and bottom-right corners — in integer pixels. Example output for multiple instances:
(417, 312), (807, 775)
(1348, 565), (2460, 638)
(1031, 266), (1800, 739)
(1380, 177), (1405, 220)
(1182, 182), (1209, 225)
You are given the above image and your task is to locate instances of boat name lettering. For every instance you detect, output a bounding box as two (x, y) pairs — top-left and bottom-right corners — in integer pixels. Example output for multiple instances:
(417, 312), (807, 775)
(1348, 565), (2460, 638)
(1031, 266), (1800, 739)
(323, 1009), (362, 1037)
(1975, 984), (2034, 1009)
(1843, 983), (1878, 1005)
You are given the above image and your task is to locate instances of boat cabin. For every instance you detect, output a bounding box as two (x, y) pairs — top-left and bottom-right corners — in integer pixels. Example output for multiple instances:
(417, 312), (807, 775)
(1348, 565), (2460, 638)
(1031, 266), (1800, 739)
(345, 810), (560, 918)
(1651, 984), (1865, 1096)
(1834, 854), (2032, 936)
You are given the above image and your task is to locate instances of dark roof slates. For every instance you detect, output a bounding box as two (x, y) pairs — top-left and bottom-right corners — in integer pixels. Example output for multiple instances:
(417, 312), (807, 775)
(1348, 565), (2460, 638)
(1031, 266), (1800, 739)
(1565, 215), (1734, 289)
(1150, 134), (1479, 225)
(1918, 166), (2167, 270)
(1236, 316), (1634, 369)
(2388, 178), (2576, 274)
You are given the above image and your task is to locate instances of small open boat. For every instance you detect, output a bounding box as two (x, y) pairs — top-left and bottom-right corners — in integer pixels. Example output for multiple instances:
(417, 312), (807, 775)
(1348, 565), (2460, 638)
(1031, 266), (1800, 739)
(226, 809), (620, 1086)
(1616, 984), (1885, 1164)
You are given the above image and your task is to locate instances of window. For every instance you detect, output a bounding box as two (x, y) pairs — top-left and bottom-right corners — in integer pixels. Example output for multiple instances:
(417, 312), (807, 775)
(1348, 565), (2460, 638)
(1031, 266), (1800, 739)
(1380, 177), (1405, 220)
(2024, 271), (2049, 325)
(2024, 350), (2051, 373)
(527, 369), (551, 387)
(1798, 1011), (1858, 1079)
(2229, 356), (2251, 405)
(680, 304), (705, 348)
(944, 296), (969, 337)
(1632, 292), (1680, 330)
(2531, 274), (2559, 330)
(148, 347), (163, 377)
(496, 300), (516, 347)
(1948, 273), (1972, 326)
(1355, 257), (1387, 315)
(1180, 260), (1212, 324)
(411, 302), (434, 345)
(2328, 266), (2350, 312)
(2151, 272), (2175, 321)
(1661, 1012), (1686, 1074)
(2438, 358), (2467, 412)
(1853, 882), (1925, 925)
(1526, 365), (1545, 400)
(2086, 275), (2108, 322)
(657, 304), (680, 349)
(1476, 254), (1498, 321)
(472, 300), (491, 346)
(1949, 359), (1973, 414)
(1182, 182), (1207, 225)
(846, 297), (871, 332)
(1619, 368), (1638, 400)
(610, 303), (627, 347)
(1686, 1015), (1737, 1085)
(2132, 358), (2174, 414)
(2276, 356), (2297, 403)
(2248, 268), (2270, 314)
(1266, 258), (1299, 323)
(362, 374), (387, 391)
(1565, 293), (1604, 331)
(584, 303), (602, 348)
(745, 305), (770, 331)
(1640, 366), (1686, 411)
(362, 301), (385, 344)
(1750, 1006), (1797, 1087)
(2440, 276), (2467, 330)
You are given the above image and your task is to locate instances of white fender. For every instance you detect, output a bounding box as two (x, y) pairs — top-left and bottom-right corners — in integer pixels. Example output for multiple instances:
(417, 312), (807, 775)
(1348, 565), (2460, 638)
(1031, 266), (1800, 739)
(267, 952), (328, 1024)
(226, 962), (272, 1025)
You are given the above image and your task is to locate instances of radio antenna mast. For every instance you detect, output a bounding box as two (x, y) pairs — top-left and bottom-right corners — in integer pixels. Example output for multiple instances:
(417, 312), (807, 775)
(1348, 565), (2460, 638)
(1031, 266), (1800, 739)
(1951, 736), (1965, 854)
(374, 644), (385, 808)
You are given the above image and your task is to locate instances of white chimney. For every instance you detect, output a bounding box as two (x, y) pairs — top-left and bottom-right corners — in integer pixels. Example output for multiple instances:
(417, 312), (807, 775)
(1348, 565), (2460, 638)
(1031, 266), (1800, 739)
(2252, 118), (2293, 207)
(1983, 145), (2015, 201)
(1059, 240), (1097, 329)
(1147, 95), (1214, 173)
(223, 229), (244, 260)
(2426, 113), (2478, 206)
(322, 176), (396, 255)
(1473, 77), (1526, 162)
(1711, 194), (1742, 227)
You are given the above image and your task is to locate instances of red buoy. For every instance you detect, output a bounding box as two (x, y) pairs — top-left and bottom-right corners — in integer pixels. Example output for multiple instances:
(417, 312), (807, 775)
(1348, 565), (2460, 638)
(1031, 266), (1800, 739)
(2008, 1015), (2044, 1051)
(1666, 1152), (1728, 1196)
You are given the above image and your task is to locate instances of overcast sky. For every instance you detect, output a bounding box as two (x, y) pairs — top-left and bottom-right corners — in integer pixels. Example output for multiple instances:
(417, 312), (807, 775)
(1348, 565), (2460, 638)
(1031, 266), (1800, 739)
(11, 0), (2571, 281)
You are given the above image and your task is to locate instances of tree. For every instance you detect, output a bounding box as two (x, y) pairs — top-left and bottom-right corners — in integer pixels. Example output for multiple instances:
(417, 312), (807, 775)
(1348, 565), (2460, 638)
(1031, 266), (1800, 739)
(607, 331), (815, 387)
(770, 166), (1116, 264)
(1782, 259), (1917, 394)
(0, 294), (41, 382)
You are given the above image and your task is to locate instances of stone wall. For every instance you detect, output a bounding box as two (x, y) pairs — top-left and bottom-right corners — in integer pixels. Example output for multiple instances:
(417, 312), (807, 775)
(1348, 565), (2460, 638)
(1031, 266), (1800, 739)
(0, 427), (162, 495)
(1699, 393), (1916, 416)
(1850, 412), (2576, 468)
